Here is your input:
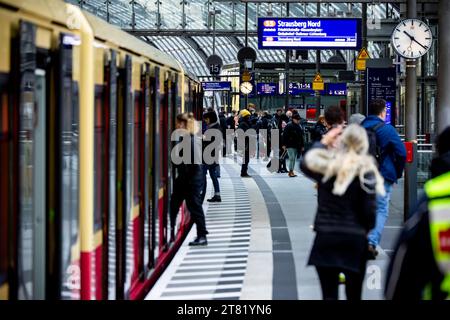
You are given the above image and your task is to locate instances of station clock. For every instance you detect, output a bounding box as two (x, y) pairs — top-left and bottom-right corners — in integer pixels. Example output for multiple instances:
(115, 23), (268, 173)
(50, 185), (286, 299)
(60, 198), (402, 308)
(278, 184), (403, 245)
(240, 81), (253, 95)
(391, 19), (432, 59)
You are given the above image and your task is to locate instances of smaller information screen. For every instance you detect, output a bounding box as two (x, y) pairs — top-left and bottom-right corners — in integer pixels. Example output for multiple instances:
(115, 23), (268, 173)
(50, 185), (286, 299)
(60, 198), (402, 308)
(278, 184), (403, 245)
(201, 81), (232, 91)
(257, 83), (279, 95)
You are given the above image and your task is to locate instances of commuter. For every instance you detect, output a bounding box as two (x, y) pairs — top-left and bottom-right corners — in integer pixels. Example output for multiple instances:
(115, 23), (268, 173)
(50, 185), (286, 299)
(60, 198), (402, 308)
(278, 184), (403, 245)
(260, 111), (273, 160)
(324, 105), (345, 129)
(282, 113), (304, 177)
(361, 99), (406, 259)
(310, 115), (328, 142)
(226, 110), (237, 130)
(201, 110), (222, 203)
(300, 124), (385, 300)
(170, 113), (208, 246)
(237, 109), (252, 177)
(218, 108), (228, 156)
(274, 109), (288, 173)
(385, 127), (450, 300)
(348, 113), (366, 125)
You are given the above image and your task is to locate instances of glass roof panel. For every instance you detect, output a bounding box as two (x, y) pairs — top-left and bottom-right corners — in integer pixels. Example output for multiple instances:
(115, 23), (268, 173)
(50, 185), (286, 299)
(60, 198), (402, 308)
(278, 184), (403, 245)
(65, 0), (399, 76)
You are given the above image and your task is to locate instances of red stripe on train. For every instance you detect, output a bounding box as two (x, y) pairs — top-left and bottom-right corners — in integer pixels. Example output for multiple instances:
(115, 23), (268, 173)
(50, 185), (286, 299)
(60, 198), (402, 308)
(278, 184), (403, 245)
(80, 251), (92, 300)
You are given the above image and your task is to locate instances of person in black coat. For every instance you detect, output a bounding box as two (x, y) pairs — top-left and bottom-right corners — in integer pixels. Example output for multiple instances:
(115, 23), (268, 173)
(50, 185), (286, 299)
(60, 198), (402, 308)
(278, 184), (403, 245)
(310, 115), (328, 142)
(237, 109), (252, 177)
(260, 111), (273, 160)
(300, 124), (385, 300)
(385, 126), (450, 300)
(171, 113), (208, 246)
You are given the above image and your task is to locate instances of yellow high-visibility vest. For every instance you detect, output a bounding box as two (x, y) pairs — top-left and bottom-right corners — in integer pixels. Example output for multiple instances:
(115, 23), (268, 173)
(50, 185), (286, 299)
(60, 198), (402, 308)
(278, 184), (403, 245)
(424, 171), (450, 299)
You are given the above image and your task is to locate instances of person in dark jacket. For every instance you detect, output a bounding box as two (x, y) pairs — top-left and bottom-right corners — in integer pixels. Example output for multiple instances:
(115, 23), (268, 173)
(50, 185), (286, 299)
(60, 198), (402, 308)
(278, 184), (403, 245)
(362, 99), (407, 259)
(310, 115), (328, 142)
(218, 109), (228, 156)
(260, 111), (273, 160)
(171, 113), (208, 246)
(201, 110), (222, 202)
(300, 124), (385, 300)
(274, 108), (289, 173)
(385, 126), (450, 300)
(237, 109), (252, 177)
(282, 113), (305, 177)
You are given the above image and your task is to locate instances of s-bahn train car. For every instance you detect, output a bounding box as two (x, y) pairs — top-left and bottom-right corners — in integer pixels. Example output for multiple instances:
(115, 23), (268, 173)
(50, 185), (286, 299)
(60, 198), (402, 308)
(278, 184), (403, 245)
(0, 0), (203, 300)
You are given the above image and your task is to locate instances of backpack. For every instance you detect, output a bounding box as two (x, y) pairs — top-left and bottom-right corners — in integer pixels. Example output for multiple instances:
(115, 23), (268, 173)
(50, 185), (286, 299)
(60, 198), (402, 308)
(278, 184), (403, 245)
(366, 122), (385, 166)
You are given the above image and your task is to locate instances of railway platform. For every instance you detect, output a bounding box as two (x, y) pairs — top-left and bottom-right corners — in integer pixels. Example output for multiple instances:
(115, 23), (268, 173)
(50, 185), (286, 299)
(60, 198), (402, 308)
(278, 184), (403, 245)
(146, 159), (404, 300)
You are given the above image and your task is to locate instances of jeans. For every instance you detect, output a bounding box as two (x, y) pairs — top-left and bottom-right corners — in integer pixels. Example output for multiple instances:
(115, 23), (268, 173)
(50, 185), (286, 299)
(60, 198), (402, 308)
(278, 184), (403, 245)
(368, 181), (393, 247)
(202, 164), (221, 197)
(287, 148), (298, 171)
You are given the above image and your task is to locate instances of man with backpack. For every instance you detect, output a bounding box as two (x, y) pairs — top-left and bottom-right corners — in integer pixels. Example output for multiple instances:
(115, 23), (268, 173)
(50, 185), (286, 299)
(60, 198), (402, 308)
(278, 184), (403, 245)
(362, 99), (407, 259)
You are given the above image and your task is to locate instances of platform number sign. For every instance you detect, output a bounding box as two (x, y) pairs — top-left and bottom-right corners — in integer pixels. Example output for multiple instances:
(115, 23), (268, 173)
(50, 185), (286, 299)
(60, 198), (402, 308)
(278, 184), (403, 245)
(206, 54), (223, 76)
(209, 64), (221, 75)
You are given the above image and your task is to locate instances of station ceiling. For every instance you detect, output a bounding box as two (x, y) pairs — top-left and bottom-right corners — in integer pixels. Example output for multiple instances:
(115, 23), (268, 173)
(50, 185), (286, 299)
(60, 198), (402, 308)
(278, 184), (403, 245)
(66, 0), (400, 77)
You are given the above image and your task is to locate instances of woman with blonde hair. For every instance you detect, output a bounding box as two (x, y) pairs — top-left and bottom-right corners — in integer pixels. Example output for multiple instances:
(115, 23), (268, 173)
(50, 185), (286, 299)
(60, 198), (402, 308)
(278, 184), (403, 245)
(300, 124), (385, 300)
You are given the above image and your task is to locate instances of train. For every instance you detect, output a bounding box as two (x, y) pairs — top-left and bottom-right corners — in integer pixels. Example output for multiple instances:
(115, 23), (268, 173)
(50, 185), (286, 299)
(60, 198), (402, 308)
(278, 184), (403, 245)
(0, 0), (203, 300)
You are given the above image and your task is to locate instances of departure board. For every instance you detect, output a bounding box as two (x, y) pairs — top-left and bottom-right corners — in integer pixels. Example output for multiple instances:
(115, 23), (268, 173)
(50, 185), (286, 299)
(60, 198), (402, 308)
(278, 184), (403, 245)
(258, 18), (362, 50)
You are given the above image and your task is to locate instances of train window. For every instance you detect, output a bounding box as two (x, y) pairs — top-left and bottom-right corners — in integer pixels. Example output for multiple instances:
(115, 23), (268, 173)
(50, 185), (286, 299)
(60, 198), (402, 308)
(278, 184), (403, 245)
(17, 21), (37, 300)
(123, 55), (133, 296)
(147, 74), (156, 269)
(0, 72), (9, 299)
(57, 35), (80, 300)
(151, 67), (160, 264)
(160, 75), (169, 247)
(33, 67), (47, 300)
(142, 65), (151, 272)
(106, 50), (117, 300)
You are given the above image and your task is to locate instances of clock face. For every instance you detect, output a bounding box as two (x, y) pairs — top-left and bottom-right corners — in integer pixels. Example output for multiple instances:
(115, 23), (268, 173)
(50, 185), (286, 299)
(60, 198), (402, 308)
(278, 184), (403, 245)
(391, 19), (432, 59)
(240, 82), (253, 95)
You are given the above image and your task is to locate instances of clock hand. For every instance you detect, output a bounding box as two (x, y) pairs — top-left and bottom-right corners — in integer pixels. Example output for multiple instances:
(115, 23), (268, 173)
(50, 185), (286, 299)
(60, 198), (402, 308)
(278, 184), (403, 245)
(403, 30), (414, 40)
(403, 30), (428, 50)
(412, 38), (428, 50)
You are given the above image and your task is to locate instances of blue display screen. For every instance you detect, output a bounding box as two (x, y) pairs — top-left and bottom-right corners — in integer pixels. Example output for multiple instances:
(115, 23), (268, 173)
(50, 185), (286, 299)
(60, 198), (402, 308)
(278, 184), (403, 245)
(201, 81), (232, 91)
(385, 101), (392, 125)
(366, 67), (396, 125)
(289, 82), (315, 95)
(258, 18), (362, 50)
(257, 83), (278, 95)
(326, 83), (347, 96)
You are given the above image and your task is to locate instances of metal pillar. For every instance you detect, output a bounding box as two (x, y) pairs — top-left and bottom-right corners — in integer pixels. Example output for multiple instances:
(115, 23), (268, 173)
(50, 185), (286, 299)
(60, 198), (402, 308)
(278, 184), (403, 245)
(130, 0), (136, 30)
(181, 0), (187, 29)
(244, 3), (249, 109)
(437, 0), (450, 134)
(156, 1), (161, 29)
(315, 3), (321, 119)
(404, 0), (418, 221)
(285, 3), (290, 112)
(105, 0), (110, 23)
(360, 2), (367, 115)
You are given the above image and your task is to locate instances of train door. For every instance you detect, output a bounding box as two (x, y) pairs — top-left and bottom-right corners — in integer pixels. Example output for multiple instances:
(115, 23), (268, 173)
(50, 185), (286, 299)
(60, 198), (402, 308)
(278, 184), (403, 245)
(0, 15), (12, 300)
(161, 72), (171, 250)
(116, 54), (132, 299)
(0, 39), (9, 301)
(52, 33), (81, 300)
(12, 21), (52, 300)
(149, 70), (158, 269)
(141, 63), (151, 277)
(93, 47), (107, 300)
(152, 67), (161, 262)
(104, 50), (118, 300)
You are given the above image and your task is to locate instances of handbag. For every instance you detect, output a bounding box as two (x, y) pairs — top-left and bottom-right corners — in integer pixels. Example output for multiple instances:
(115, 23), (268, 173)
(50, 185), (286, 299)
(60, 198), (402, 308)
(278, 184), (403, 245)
(266, 149), (288, 173)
